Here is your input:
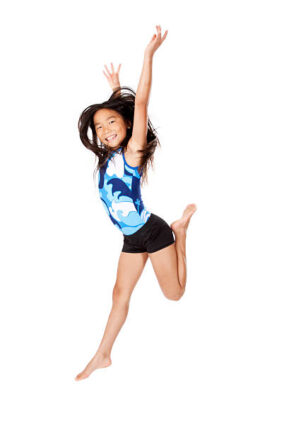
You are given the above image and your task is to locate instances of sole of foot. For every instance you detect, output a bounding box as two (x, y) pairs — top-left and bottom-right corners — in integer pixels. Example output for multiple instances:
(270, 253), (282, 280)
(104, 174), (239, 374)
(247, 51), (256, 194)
(170, 203), (197, 232)
(75, 352), (112, 381)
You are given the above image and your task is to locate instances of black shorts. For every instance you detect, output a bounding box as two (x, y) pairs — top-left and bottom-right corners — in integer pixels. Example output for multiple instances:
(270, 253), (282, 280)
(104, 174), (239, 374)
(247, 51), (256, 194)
(122, 213), (175, 254)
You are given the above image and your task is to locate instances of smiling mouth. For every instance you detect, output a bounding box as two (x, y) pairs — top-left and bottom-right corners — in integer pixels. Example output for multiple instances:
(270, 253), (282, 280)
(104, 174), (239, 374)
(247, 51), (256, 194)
(106, 134), (117, 142)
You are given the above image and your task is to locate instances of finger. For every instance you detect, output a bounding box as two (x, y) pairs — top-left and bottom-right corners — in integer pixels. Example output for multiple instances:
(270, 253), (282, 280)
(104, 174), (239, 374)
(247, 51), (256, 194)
(155, 25), (162, 40)
(117, 63), (122, 73)
(103, 65), (110, 77)
(161, 30), (168, 42)
(111, 62), (114, 72)
(104, 64), (111, 75)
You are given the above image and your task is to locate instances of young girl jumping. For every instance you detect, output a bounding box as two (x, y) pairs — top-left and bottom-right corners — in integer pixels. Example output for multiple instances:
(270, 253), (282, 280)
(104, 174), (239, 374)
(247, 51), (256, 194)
(75, 25), (197, 381)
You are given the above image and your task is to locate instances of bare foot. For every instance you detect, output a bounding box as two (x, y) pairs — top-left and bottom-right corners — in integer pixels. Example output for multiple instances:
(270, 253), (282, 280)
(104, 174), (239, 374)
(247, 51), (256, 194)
(75, 351), (112, 381)
(170, 204), (197, 234)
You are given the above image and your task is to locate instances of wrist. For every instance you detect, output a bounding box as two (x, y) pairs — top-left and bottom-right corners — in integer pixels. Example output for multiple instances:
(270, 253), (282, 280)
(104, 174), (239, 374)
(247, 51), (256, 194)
(144, 51), (153, 61)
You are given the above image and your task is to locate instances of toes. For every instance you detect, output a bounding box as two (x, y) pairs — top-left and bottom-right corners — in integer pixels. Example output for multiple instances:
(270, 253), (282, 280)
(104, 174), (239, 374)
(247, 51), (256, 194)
(75, 370), (88, 380)
(75, 373), (87, 381)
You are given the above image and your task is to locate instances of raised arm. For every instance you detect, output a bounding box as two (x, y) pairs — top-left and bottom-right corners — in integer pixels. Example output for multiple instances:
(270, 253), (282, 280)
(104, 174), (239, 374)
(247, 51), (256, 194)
(136, 25), (168, 105)
(135, 54), (153, 105)
(129, 25), (168, 152)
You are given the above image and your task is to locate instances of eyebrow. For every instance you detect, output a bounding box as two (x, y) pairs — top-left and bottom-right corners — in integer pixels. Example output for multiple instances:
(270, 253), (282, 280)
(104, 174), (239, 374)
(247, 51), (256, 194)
(94, 115), (116, 126)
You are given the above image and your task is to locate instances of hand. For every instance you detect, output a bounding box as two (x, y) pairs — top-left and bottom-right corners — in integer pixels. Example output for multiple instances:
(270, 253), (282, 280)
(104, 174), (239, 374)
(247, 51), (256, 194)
(144, 25), (168, 57)
(102, 62), (122, 90)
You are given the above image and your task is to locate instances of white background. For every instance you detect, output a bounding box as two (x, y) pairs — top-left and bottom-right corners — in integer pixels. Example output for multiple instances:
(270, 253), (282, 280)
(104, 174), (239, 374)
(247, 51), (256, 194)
(1, 0), (283, 431)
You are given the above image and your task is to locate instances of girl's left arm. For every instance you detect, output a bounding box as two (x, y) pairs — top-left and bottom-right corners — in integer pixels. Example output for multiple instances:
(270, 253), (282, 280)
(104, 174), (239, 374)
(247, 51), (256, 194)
(135, 53), (153, 106)
(128, 26), (168, 153)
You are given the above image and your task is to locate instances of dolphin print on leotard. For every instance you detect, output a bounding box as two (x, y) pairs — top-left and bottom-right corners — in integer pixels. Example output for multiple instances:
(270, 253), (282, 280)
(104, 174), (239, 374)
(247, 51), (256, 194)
(97, 146), (151, 235)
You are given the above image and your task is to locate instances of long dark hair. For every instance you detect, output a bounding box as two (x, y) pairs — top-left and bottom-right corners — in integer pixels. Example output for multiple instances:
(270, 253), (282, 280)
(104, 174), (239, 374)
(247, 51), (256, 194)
(78, 86), (160, 186)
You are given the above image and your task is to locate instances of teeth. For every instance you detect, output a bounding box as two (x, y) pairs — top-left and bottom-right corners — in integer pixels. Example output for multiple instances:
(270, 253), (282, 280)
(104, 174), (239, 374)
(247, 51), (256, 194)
(106, 134), (116, 142)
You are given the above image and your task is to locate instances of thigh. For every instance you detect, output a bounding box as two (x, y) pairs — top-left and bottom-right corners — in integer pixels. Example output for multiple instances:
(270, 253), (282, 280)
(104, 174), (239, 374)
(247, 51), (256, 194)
(148, 243), (181, 298)
(114, 251), (149, 301)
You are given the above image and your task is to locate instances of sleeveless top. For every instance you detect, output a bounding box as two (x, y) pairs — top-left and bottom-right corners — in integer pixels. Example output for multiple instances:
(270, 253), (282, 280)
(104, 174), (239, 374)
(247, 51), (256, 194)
(97, 146), (151, 235)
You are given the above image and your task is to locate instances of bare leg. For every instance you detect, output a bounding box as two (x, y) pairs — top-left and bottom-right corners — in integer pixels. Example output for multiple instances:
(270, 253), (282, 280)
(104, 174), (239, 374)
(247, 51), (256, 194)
(75, 251), (148, 381)
(149, 203), (197, 301)
(170, 203), (197, 291)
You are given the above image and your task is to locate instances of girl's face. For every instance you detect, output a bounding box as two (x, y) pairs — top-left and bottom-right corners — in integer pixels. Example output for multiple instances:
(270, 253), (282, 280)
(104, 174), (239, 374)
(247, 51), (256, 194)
(93, 109), (130, 149)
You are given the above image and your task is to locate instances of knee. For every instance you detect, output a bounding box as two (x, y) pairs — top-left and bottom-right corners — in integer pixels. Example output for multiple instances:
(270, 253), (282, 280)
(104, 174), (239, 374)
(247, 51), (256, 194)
(112, 285), (130, 305)
(166, 286), (185, 301)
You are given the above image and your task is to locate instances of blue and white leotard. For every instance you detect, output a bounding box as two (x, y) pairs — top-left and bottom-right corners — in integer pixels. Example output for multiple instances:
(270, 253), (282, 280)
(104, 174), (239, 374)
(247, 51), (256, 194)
(97, 146), (151, 235)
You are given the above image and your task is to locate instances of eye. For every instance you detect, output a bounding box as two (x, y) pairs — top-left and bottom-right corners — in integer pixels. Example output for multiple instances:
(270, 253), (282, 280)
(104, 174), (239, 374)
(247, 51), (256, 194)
(110, 120), (115, 124)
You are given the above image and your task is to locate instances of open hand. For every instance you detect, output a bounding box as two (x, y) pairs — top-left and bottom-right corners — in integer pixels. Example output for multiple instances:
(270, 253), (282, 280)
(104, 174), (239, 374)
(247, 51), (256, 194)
(145, 25), (168, 57)
(102, 63), (122, 91)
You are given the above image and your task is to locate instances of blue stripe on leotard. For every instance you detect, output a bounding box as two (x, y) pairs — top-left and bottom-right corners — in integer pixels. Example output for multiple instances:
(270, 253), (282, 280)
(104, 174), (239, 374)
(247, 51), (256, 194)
(97, 146), (151, 235)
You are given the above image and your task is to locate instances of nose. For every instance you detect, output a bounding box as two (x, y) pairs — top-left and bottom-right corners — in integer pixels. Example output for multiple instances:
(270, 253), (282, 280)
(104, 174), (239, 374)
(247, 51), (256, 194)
(103, 126), (112, 134)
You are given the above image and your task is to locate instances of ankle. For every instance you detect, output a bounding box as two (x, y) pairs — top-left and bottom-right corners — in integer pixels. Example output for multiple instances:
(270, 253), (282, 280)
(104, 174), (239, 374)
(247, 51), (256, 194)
(97, 349), (111, 359)
(174, 227), (187, 238)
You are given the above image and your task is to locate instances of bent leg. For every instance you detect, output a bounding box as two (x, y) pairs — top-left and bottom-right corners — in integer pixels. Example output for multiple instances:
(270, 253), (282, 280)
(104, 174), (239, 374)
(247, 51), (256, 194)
(149, 204), (197, 301)
(149, 240), (186, 301)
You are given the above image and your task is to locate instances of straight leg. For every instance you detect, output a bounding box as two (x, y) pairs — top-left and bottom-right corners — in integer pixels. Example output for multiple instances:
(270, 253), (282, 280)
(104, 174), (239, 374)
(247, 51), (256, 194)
(75, 251), (148, 381)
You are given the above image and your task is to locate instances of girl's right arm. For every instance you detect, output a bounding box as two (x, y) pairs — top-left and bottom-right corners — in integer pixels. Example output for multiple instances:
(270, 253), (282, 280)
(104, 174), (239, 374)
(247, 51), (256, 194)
(103, 63), (122, 95)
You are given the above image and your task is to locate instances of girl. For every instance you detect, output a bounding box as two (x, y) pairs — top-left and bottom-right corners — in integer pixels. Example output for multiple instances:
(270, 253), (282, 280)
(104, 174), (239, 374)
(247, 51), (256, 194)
(75, 25), (197, 381)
